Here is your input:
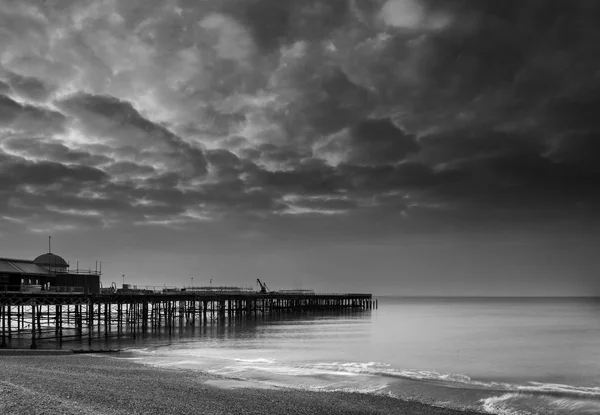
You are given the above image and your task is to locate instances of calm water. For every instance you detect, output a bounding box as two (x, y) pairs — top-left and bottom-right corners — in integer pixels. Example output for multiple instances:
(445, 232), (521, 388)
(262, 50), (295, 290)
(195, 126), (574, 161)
(99, 297), (599, 414)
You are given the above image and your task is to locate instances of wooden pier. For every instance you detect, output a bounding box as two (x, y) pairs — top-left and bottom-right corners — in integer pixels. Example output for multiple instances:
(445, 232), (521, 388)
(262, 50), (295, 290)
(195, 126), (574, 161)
(0, 291), (375, 349)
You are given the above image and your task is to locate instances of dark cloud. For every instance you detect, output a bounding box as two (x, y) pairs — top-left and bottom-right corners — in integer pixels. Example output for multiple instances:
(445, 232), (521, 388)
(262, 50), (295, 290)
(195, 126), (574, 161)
(199, 180), (283, 214)
(104, 161), (156, 176)
(247, 159), (344, 196)
(0, 69), (55, 101)
(332, 0), (600, 136)
(219, 135), (249, 150)
(243, 144), (312, 170)
(55, 93), (207, 176)
(206, 149), (241, 169)
(286, 195), (357, 213)
(423, 152), (600, 221)
(3, 137), (112, 166)
(201, 106), (247, 135)
(0, 150), (193, 229)
(417, 129), (548, 167)
(0, 94), (66, 133)
(0, 94), (24, 123)
(340, 162), (441, 194)
(347, 118), (420, 165)
(0, 80), (10, 95)
(222, 0), (350, 53)
(0, 152), (108, 188)
(272, 61), (375, 139)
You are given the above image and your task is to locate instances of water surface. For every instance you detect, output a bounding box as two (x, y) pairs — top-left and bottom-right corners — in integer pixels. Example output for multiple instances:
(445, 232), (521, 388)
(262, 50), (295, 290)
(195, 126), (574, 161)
(103, 297), (600, 414)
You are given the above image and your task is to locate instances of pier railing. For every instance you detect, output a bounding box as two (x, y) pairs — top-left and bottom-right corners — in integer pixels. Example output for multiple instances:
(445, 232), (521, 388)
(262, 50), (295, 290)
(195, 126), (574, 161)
(2, 285), (371, 299)
(1, 285), (85, 294)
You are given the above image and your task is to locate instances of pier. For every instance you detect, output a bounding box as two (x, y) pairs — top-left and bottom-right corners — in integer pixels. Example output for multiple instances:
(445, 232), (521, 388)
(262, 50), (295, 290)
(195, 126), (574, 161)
(0, 289), (375, 349)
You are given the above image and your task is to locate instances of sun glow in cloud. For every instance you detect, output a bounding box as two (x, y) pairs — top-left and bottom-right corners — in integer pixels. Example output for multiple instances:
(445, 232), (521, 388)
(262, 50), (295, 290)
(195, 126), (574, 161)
(381, 0), (451, 30)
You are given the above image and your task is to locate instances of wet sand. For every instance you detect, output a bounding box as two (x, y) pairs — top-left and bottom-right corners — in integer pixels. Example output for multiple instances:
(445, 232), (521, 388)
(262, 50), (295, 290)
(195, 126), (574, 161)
(0, 354), (486, 414)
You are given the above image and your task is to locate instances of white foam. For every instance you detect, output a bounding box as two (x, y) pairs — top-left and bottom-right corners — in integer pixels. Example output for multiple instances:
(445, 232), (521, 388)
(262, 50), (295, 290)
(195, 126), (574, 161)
(309, 384), (391, 395)
(299, 362), (600, 401)
(481, 394), (532, 415)
(231, 364), (360, 377)
(233, 358), (277, 364)
(481, 392), (600, 415)
(521, 382), (600, 397)
(302, 362), (492, 386)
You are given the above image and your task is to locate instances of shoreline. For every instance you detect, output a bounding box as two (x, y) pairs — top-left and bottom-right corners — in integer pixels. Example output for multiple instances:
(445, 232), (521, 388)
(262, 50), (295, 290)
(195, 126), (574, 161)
(0, 354), (488, 415)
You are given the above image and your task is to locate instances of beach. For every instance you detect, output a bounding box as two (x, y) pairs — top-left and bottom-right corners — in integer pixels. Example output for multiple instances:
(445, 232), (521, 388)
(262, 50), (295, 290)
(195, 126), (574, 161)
(0, 354), (486, 415)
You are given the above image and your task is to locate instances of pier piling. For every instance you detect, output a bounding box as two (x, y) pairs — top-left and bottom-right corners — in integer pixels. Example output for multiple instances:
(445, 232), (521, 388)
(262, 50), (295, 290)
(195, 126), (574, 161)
(0, 291), (372, 348)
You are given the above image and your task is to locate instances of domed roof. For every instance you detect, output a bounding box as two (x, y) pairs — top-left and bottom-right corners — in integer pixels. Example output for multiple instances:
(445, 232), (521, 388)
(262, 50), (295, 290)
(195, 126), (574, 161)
(34, 253), (69, 268)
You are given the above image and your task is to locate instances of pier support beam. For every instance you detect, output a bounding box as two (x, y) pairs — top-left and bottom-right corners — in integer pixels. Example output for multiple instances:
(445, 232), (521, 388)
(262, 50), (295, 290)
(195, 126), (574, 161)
(30, 299), (37, 349)
(1, 305), (6, 348)
(7, 305), (11, 340)
(0, 293), (373, 348)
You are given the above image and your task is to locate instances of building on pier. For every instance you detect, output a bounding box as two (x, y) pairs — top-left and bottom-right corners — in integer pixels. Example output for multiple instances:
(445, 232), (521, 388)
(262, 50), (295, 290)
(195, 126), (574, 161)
(0, 252), (100, 294)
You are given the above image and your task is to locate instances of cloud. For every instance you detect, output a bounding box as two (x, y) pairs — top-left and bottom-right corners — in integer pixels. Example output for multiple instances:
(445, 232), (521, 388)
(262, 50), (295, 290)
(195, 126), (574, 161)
(0, 152), (107, 188)
(417, 129), (547, 168)
(340, 161), (440, 194)
(246, 159), (345, 196)
(55, 93), (207, 176)
(0, 94), (66, 134)
(381, 0), (451, 30)
(221, 0), (350, 53)
(0, 0), (598, 235)
(282, 194), (355, 216)
(268, 55), (374, 139)
(347, 118), (420, 165)
(0, 80), (9, 95)
(104, 161), (156, 176)
(200, 13), (255, 61)
(0, 69), (55, 101)
(2, 137), (112, 166)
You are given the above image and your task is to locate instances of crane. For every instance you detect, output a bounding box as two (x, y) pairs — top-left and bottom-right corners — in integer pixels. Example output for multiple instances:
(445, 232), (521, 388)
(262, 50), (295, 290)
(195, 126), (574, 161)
(256, 278), (269, 294)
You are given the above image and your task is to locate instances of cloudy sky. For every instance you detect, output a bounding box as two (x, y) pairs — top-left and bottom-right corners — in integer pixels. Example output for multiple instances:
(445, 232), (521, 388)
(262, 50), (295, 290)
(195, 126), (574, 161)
(1, 0), (599, 296)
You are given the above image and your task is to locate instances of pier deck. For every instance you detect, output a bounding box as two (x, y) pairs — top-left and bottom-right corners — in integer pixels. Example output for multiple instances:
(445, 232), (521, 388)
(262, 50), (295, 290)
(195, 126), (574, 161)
(0, 291), (374, 349)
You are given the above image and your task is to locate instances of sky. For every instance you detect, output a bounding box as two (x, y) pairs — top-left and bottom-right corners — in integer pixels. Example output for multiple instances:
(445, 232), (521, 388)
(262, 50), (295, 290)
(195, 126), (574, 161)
(0, 0), (599, 296)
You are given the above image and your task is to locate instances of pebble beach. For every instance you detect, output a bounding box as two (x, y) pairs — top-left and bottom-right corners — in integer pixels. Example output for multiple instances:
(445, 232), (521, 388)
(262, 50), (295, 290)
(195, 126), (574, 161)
(0, 354), (487, 415)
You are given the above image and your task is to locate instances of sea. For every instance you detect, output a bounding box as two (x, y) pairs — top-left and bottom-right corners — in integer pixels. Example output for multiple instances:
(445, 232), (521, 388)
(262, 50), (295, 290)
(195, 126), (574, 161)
(60, 297), (600, 414)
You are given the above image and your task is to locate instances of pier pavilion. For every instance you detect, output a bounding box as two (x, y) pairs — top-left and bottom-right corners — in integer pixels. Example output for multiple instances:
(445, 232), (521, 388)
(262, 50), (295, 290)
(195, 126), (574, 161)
(0, 252), (100, 294)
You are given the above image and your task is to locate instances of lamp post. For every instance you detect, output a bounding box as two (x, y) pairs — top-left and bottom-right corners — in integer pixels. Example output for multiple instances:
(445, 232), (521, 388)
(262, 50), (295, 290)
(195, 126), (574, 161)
(122, 274), (125, 288)
(191, 277), (194, 289)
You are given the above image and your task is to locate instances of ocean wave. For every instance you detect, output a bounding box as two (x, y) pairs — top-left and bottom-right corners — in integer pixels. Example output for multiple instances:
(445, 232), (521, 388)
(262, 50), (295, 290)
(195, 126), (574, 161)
(520, 382), (600, 399)
(238, 361), (600, 415)
(126, 347), (280, 365)
(308, 384), (396, 396)
(481, 394), (532, 415)
(481, 392), (600, 415)
(125, 351), (600, 414)
(233, 358), (277, 364)
(297, 362), (600, 400)
(217, 363), (360, 378)
(309, 362), (480, 384)
(127, 351), (600, 402)
(124, 347), (155, 354)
